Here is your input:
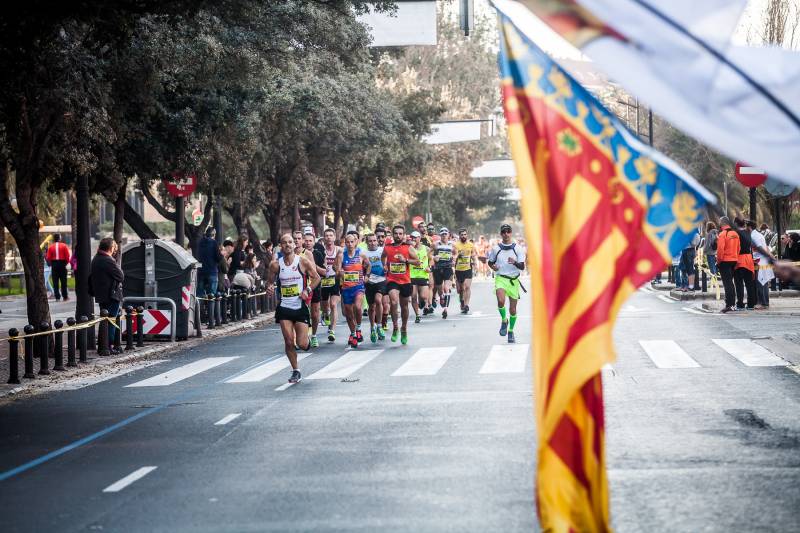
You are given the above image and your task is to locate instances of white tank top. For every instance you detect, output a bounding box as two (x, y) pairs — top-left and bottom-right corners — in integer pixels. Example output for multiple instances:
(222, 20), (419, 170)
(324, 246), (339, 277)
(278, 255), (305, 310)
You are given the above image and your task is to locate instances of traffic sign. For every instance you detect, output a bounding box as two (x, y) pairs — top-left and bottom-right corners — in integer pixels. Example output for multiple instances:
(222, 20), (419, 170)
(121, 309), (172, 336)
(764, 177), (795, 197)
(734, 162), (767, 188)
(163, 172), (197, 198)
(412, 215), (425, 227)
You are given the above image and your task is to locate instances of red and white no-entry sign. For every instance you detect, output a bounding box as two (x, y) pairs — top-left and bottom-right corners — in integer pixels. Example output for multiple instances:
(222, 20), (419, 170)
(734, 162), (767, 188)
(121, 309), (172, 335)
(411, 215), (425, 227)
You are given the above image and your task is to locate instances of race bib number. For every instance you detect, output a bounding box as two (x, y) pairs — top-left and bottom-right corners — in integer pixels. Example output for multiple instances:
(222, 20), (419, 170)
(281, 285), (300, 298)
(389, 262), (407, 274)
(321, 277), (336, 288)
(343, 271), (360, 283)
(457, 255), (470, 267)
(438, 251), (452, 261)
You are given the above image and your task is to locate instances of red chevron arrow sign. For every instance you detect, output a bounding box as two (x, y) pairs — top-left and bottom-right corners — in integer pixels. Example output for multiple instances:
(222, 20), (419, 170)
(121, 309), (172, 335)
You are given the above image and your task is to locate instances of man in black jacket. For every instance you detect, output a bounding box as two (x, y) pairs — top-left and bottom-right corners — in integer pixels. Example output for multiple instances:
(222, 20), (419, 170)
(90, 238), (124, 354)
(198, 227), (222, 296)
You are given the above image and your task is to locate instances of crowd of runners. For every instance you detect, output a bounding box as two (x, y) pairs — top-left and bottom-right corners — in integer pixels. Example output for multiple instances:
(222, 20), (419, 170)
(265, 222), (527, 384)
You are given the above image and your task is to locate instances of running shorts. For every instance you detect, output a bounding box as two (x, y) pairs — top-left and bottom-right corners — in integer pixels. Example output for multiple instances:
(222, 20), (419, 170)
(365, 282), (387, 305)
(341, 285), (365, 305)
(411, 277), (429, 287)
(275, 303), (311, 325)
(433, 267), (453, 286)
(311, 286), (322, 304)
(495, 275), (521, 300)
(320, 278), (340, 300)
(386, 281), (413, 298)
(455, 269), (473, 283)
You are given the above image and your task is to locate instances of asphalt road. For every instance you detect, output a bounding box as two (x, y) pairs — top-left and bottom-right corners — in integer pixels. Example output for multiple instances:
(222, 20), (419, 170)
(0, 279), (798, 532)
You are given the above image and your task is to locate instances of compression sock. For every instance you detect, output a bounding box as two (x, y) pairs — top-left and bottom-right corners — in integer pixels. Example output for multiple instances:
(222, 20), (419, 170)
(498, 307), (507, 322)
(509, 314), (517, 332)
(444, 293), (450, 308)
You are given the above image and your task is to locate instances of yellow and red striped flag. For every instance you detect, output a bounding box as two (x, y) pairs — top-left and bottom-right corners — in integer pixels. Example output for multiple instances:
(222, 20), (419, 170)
(495, 8), (714, 532)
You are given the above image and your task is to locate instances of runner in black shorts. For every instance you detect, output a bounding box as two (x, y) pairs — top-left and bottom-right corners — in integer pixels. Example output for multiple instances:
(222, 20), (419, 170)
(304, 232), (327, 348)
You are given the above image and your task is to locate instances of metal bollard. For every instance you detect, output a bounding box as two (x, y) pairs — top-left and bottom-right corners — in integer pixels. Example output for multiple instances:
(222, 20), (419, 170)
(250, 288), (257, 316)
(136, 306), (145, 347)
(98, 309), (110, 357)
(215, 293), (223, 325)
(232, 290), (239, 322)
(38, 321), (51, 375)
(701, 271), (708, 293)
(113, 310), (122, 352)
(78, 316), (88, 363)
(23, 325), (35, 379)
(53, 320), (65, 371)
(125, 306), (134, 351)
(8, 328), (20, 384)
(242, 290), (249, 320)
(206, 293), (215, 329)
(66, 318), (77, 367)
(220, 292), (228, 324)
(87, 313), (96, 352)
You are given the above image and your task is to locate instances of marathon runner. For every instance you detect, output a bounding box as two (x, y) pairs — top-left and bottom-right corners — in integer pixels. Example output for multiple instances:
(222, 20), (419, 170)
(303, 231), (327, 348)
(336, 231), (370, 348)
(476, 235), (489, 278)
(266, 233), (321, 383)
(409, 230), (433, 322)
(454, 228), (477, 314)
(375, 225), (391, 331)
(382, 224), (420, 344)
(418, 222), (432, 248)
(487, 224), (526, 344)
(432, 227), (455, 319)
(320, 228), (342, 343)
(364, 232), (387, 342)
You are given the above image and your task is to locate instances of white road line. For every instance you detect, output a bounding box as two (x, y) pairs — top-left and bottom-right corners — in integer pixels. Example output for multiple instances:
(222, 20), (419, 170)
(391, 347), (456, 376)
(307, 350), (383, 380)
(657, 294), (676, 303)
(479, 344), (530, 374)
(102, 466), (157, 493)
(712, 339), (788, 367)
(125, 357), (239, 387)
(214, 413), (242, 426)
(226, 354), (311, 383)
(639, 340), (700, 368)
(682, 306), (707, 315)
(275, 382), (295, 391)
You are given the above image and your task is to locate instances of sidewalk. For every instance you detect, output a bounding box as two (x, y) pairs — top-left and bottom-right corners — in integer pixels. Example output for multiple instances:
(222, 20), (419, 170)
(650, 281), (800, 305)
(0, 311), (275, 405)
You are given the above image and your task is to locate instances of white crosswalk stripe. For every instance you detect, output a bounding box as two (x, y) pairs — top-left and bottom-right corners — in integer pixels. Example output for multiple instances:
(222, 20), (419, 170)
(102, 466), (157, 493)
(712, 339), (788, 367)
(225, 354), (311, 383)
(125, 357), (239, 387)
(639, 340), (701, 368)
(307, 350), (383, 380)
(392, 347), (456, 376)
(479, 344), (529, 374)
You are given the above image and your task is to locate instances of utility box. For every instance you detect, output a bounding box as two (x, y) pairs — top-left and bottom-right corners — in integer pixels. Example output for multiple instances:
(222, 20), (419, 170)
(121, 239), (200, 340)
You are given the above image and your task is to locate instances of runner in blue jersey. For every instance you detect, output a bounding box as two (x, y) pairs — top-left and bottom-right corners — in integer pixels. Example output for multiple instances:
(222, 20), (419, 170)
(363, 232), (387, 343)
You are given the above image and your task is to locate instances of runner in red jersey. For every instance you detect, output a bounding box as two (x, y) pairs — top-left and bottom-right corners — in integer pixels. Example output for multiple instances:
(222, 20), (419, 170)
(381, 224), (420, 345)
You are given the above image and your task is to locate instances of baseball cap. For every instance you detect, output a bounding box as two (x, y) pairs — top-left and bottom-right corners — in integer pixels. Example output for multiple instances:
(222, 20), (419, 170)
(439, 227), (449, 235)
(410, 231), (421, 238)
(500, 223), (512, 232)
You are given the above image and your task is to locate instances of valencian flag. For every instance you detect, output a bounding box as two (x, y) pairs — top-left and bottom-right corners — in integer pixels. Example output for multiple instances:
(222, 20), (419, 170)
(495, 7), (714, 533)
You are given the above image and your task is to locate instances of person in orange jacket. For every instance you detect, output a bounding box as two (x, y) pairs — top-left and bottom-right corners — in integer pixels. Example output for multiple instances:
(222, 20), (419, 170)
(733, 217), (756, 310)
(716, 216), (740, 313)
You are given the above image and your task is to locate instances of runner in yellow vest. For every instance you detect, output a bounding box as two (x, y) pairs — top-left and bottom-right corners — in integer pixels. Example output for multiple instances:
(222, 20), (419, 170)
(410, 231), (433, 323)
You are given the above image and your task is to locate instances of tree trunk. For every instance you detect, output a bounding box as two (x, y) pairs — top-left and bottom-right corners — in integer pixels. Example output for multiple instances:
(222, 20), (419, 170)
(293, 204), (301, 231)
(18, 224), (51, 328)
(113, 184), (126, 265)
(70, 190), (77, 255)
(123, 199), (158, 239)
(333, 200), (341, 236)
(230, 201), (244, 236)
(0, 220), (5, 272)
(245, 219), (269, 263)
(264, 208), (280, 246)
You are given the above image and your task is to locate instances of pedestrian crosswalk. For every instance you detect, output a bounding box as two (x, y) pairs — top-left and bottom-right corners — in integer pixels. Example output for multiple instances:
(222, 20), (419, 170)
(120, 338), (791, 390)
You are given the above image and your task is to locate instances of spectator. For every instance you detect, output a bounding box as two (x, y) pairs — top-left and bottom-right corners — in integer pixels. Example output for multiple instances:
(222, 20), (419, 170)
(704, 222), (718, 275)
(760, 223), (775, 251)
(747, 220), (775, 310)
(42, 247), (54, 299)
(716, 216), (740, 313)
(228, 234), (248, 280)
(784, 232), (800, 261)
(89, 238), (124, 354)
(232, 252), (259, 291)
(218, 242), (232, 293)
(197, 227), (222, 296)
(677, 231), (700, 292)
(733, 217), (755, 310)
(46, 234), (71, 301)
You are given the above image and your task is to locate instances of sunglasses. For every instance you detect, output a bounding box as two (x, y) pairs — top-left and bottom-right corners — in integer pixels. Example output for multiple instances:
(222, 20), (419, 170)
(501, 229), (512, 234)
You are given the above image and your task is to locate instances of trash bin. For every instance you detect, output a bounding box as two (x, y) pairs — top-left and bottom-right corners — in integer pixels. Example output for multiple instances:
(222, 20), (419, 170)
(121, 239), (200, 340)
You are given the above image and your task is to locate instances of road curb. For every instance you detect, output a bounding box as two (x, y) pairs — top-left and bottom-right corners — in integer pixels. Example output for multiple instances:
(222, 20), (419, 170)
(0, 313), (275, 405)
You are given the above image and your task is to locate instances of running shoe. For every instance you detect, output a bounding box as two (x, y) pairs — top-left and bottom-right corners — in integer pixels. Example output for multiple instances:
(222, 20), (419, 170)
(414, 315), (421, 324)
(323, 314), (331, 327)
(328, 330), (336, 342)
(499, 320), (508, 336)
(507, 331), (516, 344)
(401, 331), (408, 345)
(442, 309), (448, 319)
(310, 336), (319, 348)
(348, 334), (358, 348)
(370, 328), (377, 343)
(432, 300), (437, 309)
(356, 330), (363, 343)
(288, 370), (302, 383)
(464, 305), (469, 314)
(391, 328), (399, 342)
(377, 327), (386, 341)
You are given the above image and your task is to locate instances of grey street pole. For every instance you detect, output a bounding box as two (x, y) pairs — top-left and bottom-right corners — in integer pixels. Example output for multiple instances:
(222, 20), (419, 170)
(75, 174), (93, 320)
(213, 196), (223, 245)
(175, 196), (185, 248)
